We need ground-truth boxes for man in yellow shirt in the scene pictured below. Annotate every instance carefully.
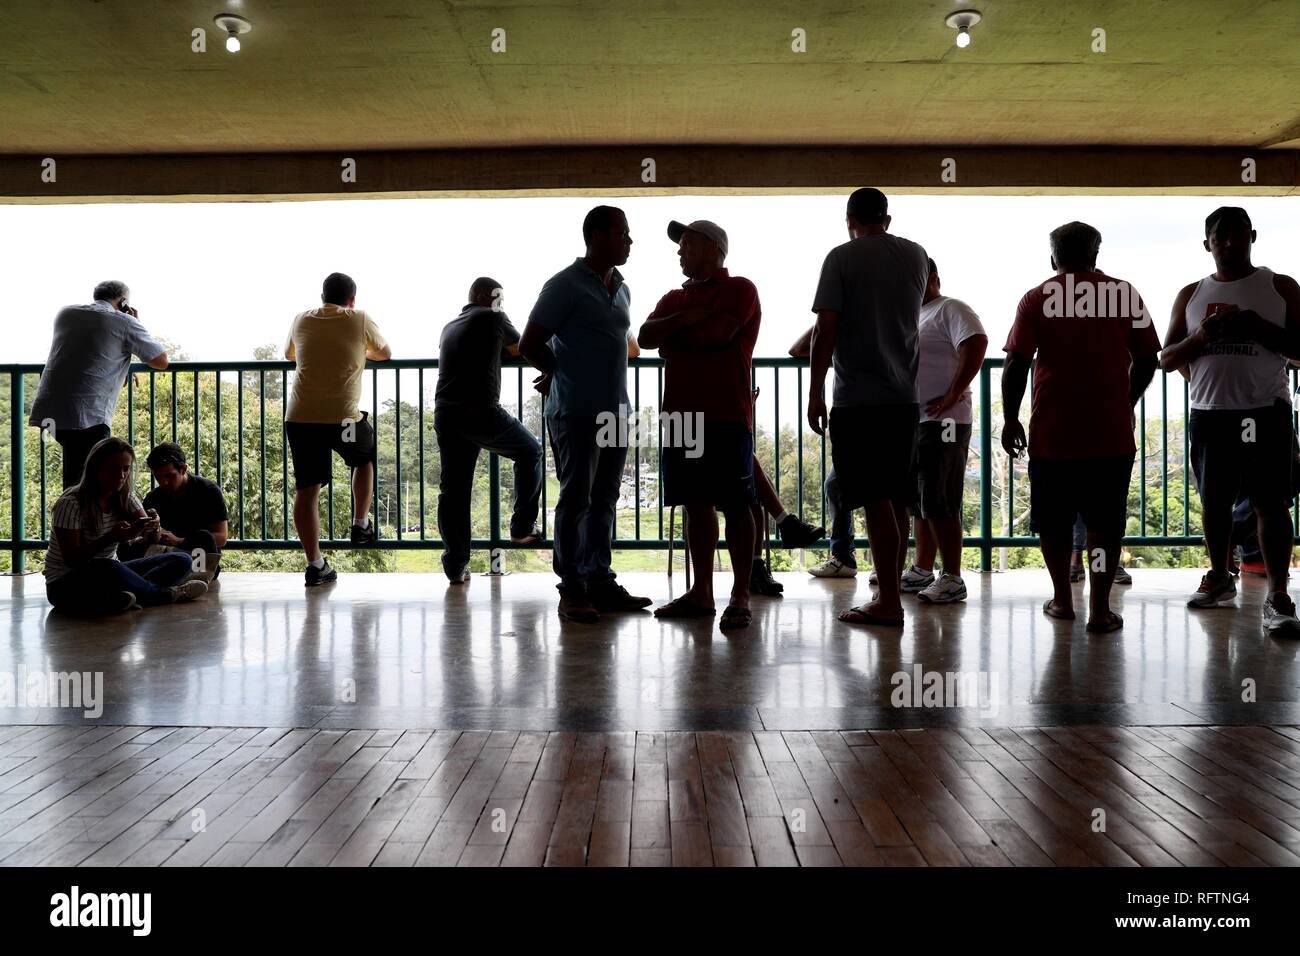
[284,272,392,585]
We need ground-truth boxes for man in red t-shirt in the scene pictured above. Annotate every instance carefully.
[1002,221,1160,633]
[638,219,761,630]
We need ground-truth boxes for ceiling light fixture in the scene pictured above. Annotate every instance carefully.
[945,8,982,49]
[214,13,252,53]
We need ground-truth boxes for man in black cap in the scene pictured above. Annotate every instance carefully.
[806,187,929,628]
[639,219,761,629]
[1161,207,1300,636]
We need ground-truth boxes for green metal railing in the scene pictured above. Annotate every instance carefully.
[3,356,1259,574]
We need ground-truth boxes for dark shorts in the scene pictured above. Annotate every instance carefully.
[662,419,757,511]
[915,420,972,520]
[1029,455,1135,540]
[285,411,375,490]
[1189,401,1294,511]
[829,403,919,510]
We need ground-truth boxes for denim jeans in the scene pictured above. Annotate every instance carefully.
[548,413,627,594]
[46,552,194,615]
[824,466,856,565]
[434,404,543,575]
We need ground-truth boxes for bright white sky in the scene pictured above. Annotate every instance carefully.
[3,193,1298,365]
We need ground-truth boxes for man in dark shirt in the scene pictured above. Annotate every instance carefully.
[121,442,229,582]
[434,277,543,584]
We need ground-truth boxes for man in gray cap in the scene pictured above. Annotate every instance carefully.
[1161,206,1300,636]
[638,219,762,629]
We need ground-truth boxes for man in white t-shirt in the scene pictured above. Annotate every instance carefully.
[905,259,987,603]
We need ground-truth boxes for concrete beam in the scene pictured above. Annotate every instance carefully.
[1,147,1296,202]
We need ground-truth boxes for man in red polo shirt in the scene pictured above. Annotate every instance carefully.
[1002,221,1160,633]
[638,219,761,630]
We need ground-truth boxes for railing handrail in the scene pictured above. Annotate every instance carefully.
[2,355,1230,575]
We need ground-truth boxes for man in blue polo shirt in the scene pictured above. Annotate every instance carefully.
[519,206,651,623]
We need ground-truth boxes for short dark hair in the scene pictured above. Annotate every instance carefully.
[469,276,502,301]
[927,257,937,276]
[322,272,357,306]
[582,205,625,243]
[1049,221,1102,269]
[146,441,187,471]
[846,187,888,225]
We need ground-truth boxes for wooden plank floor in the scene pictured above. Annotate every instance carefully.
[1,724,1298,867]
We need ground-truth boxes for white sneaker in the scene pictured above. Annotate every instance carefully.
[900,566,936,593]
[1114,565,1132,585]
[868,570,878,585]
[1262,593,1300,637]
[809,557,858,578]
[918,572,967,604]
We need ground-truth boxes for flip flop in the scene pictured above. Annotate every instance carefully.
[839,605,904,627]
[1086,612,1124,633]
[1043,599,1076,621]
[719,605,752,630]
[653,598,716,620]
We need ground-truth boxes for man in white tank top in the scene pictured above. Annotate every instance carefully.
[1160,207,1300,637]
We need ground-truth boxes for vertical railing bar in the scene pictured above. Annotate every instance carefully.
[1161,373,1168,536]
[418,367,426,541]
[237,370,244,541]
[10,372,25,573]
[170,369,178,442]
[796,364,804,522]
[1182,376,1189,537]
[149,371,157,490]
[372,367,379,536]
[635,367,641,540]
[214,370,222,489]
[395,368,402,542]
[282,370,289,541]
[979,363,992,573]
[192,371,200,475]
[657,365,663,540]
[1140,393,1147,537]
[260,369,267,541]
[772,366,780,502]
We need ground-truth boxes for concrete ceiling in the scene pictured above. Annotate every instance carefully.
[2,0,1299,155]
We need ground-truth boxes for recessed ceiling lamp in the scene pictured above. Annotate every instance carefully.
[214,13,252,53]
[945,8,982,48]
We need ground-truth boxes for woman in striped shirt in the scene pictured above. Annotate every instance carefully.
[44,436,208,615]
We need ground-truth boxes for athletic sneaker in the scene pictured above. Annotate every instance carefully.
[1239,560,1268,577]
[750,558,784,596]
[447,563,471,585]
[900,566,935,593]
[917,573,967,604]
[777,515,826,548]
[1262,593,1300,637]
[168,580,208,604]
[350,522,377,546]
[1069,563,1085,582]
[809,557,857,578]
[1187,572,1236,608]
[868,569,878,586]
[1114,565,1132,585]
[116,591,140,613]
[305,560,338,587]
